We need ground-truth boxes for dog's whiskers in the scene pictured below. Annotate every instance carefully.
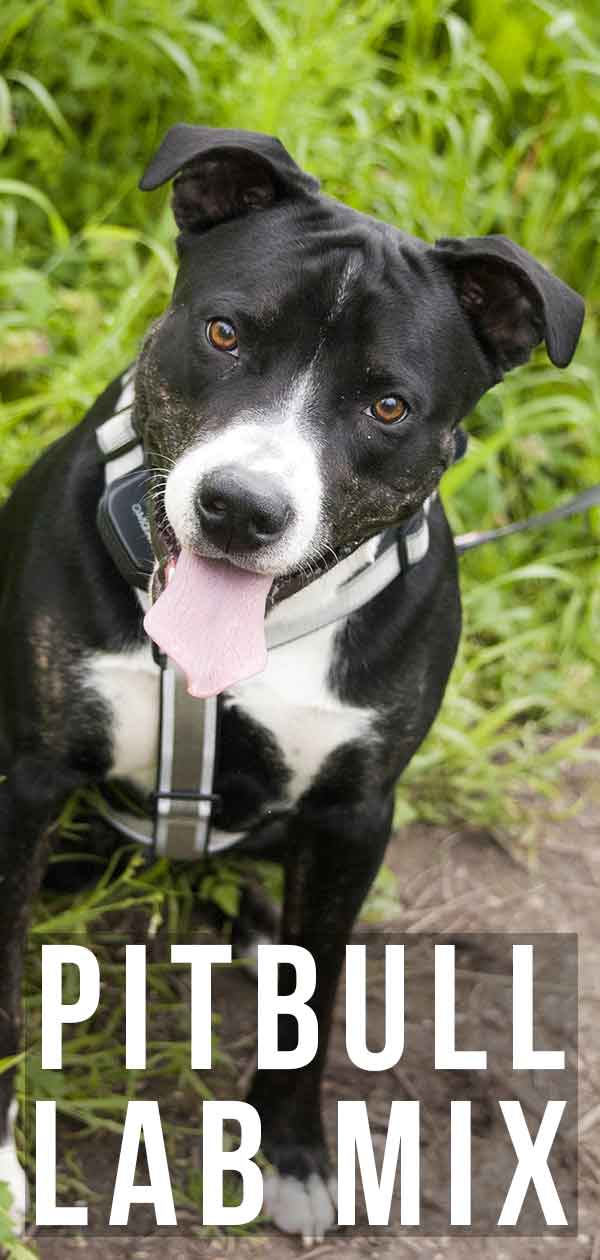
[145,448,177,470]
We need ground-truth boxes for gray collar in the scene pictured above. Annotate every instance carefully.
[265,511,430,650]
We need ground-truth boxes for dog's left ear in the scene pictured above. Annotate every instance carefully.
[139,123,319,233]
[432,234,584,371]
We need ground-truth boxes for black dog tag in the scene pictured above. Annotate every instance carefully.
[97,468,155,590]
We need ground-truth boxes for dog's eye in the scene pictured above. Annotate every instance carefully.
[206,318,238,355]
[369,396,410,425]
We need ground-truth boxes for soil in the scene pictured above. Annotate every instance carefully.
[31,758,599,1260]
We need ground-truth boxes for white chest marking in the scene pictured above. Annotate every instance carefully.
[88,634,374,810]
[86,646,159,789]
[229,620,373,801]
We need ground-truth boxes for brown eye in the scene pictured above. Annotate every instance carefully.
[206,318,238,354]
[370,395,409,425]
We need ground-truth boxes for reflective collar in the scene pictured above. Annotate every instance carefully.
[265,511,430,651]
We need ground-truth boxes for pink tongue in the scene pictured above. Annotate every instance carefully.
[144,548,272,697]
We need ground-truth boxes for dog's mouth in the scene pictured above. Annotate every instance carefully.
[151,525,339,602]
[151,503,355,603]
[145,505,359,699]
[151,519,180,598]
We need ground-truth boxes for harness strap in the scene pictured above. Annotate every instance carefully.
[97,661,220,858]
[96,367,142,485]
[264,509,430,650]
[154,664,219,857]
[96,368,219,859]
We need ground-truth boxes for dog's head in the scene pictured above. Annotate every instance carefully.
[134,121,585,685]
[136,124,583,592]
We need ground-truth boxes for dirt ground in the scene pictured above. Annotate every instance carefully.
[32,758,599,1260]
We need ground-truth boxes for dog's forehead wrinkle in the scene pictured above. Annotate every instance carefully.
[329,255,363,319]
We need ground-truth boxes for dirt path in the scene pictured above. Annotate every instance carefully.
[33,760,599,1260]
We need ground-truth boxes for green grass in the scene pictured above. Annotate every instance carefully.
[1,0,600,1244]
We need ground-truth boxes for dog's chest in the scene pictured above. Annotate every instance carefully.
[88,619,373,812]
[227,621,373,799]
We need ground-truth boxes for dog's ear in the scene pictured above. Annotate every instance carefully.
[139,123,319,233]
[432,234,584,372]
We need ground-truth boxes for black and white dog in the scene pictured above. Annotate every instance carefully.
[0,126,584,1239]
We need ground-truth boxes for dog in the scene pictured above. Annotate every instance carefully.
[0,124,584,1239]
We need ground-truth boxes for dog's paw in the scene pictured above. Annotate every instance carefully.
[263,1168,337,1242]
[0,1105,28,1235]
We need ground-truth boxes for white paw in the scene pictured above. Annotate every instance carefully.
[0,1102,28,1235]
[263,1169,337,1241]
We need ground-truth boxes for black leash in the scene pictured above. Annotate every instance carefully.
[455,483,600,554]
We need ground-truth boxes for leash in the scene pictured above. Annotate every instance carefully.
[95,365,600,863]
[455,482,600,553]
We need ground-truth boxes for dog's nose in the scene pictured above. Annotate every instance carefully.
[197,467,292,553]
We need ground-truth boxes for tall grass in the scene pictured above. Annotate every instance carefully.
[1,2,599,1240]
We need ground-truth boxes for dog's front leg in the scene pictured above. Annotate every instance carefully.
[0,755,76,1233]
[248,789,393,1240]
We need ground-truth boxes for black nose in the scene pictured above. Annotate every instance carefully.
[197,467,293,554]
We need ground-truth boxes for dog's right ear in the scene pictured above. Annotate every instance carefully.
[139,124,319,233]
